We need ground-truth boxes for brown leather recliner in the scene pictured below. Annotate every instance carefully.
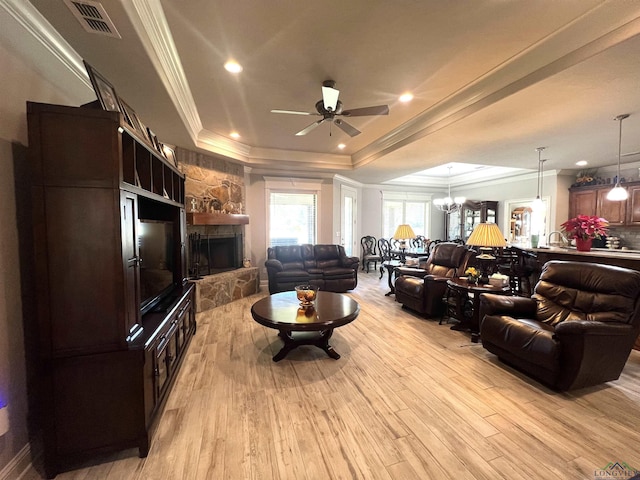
[394,242,474,317]
[479,260,640,391]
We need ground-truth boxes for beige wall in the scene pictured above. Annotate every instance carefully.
[247,174,335,282]
[0,38,88,470]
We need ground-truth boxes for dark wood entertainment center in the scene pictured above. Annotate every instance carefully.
[27,102,196,477]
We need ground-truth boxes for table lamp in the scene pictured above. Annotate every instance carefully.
[466,222,506,283]
[393,224,416,262]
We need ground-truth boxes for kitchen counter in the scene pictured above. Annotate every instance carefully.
[529,246,640,272]
[531,246,640,260]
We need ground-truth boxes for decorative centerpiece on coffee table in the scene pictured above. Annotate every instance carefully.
[465,267,480,285]
[295,284,319,307]
[560,215,609,252]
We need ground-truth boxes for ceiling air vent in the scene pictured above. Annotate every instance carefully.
[63,0,121,39]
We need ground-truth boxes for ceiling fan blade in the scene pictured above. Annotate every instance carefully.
[295,119,325,136]
[322,86,340,112]
[271,109,317,116]
[334,119,361,137]
[341,105,389,117]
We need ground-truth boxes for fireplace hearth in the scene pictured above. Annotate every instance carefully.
[189,233,243,277]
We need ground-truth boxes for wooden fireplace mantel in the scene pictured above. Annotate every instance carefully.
[187,212,249,226]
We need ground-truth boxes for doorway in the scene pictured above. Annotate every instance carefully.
[340,185,357,256]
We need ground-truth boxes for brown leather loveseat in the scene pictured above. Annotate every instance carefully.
[265,244,359,294]
[394,242,475,317]
[479,260,640,391]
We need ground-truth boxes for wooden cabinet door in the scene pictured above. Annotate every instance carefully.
[569,190,597,218]
[121,192,141,339]
[627,185,640,225]
[596,189,626,225]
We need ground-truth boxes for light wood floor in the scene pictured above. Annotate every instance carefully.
[29,271,640,479]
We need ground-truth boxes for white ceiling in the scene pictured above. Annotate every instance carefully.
[25,0,640,185]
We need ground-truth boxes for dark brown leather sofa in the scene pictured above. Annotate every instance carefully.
[394,243,475,317]
[479,260,640,391]
[265,244,359,294]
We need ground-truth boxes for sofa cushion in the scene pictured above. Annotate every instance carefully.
[274,245,303,263]
[274,270,310,281]
[430,244,466,268]
[428,264,457,278]
[282,261,305,271]
[301,244,317,268]
[315,244,340,260]
[322,267,357,279]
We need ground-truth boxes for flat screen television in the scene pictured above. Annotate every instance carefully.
[139,218,176,314]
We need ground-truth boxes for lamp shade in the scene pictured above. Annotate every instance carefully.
[393,224,416,240]
[466,223,506,248]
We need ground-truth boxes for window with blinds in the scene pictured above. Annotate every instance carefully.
[382,193,430,239]
[269,192,317,246]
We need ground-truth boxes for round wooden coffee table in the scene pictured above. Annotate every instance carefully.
[251,291,360,362]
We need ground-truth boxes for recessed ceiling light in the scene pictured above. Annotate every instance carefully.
[224,60,243,73]
[230,131,240,139]
[399,92,413,103]
[576,160,588,166]
[338,143,346,149]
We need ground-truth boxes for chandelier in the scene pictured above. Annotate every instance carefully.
[433,166,465,213]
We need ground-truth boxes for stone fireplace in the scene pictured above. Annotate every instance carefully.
[189,232,243,276]
[176,147,259,312]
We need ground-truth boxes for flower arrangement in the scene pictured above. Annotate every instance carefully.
[560,215,609,240]
[465,267,480,284]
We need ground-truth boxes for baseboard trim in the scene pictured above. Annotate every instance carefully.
[0,443,35,480]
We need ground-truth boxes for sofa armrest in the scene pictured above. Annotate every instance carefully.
[265,259,284,272]
[479,293,536,317]
[555,320,634,337]
[396,267,428,278]
[341,255,360,269]
[424,274,451,284]
[554,320,637,390]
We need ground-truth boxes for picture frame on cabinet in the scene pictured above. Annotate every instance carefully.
[163,145,178,168]
[146,127,163,155]
[119,99,142,135]
[128,109,153,149]
[136,117,149,147]
[83,61,122,113]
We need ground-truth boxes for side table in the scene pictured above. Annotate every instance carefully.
[446,278,510,342]
[380,260,403,296]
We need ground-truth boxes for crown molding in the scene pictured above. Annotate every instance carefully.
[123,0,202,143]
[195,129,252,161]
[333,174,363,188]
[351,2,640,169]
[0,0,91,89]
[249,147,350,167]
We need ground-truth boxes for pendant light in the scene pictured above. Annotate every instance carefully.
[532,146,546,211]
[606,114,630,201]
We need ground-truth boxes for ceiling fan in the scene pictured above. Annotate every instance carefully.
[271,80,389,137]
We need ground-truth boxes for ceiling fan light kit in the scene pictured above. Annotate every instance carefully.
[271,80,389,137]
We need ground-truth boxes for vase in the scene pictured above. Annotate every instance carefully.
[531,234,539,248]
[575,237,593,252]
[467,276,478,285]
